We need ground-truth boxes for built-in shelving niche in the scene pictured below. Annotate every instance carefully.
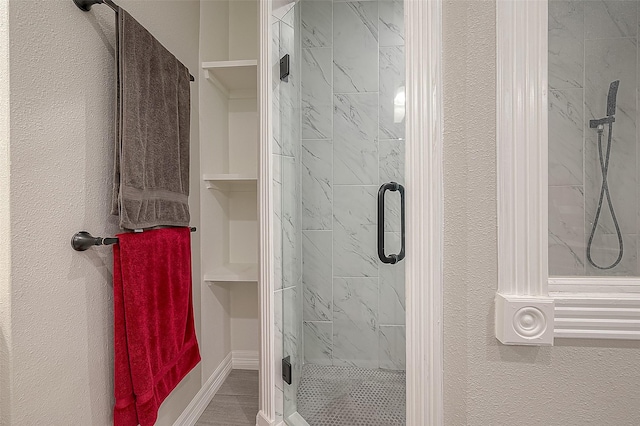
[198,0,260,380]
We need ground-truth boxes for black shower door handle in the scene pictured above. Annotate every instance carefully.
[377,182,405,264]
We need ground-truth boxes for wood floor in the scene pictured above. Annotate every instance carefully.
[196,370,259,426]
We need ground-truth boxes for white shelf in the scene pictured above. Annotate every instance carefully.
[204,263,258,283]
[202,60,258,98]
[203,173,257,191]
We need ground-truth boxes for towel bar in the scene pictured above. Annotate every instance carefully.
[73,0,196,82]
[71,227,197,251]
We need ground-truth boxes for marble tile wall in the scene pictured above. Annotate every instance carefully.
[549,0,640,276]
[300,0,406,370]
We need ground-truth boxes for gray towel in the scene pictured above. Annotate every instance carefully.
[113,8,191,230]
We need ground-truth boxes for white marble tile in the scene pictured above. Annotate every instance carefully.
[275,291,284,426]
[282,286,300,417]
[379,232,405,325]
[333,185,379,277]
[273,22,282,155]
[333,93,378,185]
[304,321,333,365]
[302,140,332,230]
[379,139,405,185]
[379,46,405,140]
[587,233,637,276]
[283,287,300,360]
[302,48,333,139]
[273,1,295,22]
[585,1,637,40]
[585,38,637,237]
[275,385,284,424]
[302,0,332,48]
[303,230,333,321]
[549,185,586,276]
[282,157,302,289]
[378,326,405,370]
[273,154,283,290]
[281,2,296,28]
[549,1,584,89]
[279,21,301,159]
[333,277,379,368]
[379,0,404,47]
[333,2,378,93]
[274,288,284,386]
[549,89,583,186]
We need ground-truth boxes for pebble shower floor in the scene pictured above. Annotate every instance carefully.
[297,364,406,425]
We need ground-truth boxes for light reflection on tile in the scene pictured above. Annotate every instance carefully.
[379,46,405,140]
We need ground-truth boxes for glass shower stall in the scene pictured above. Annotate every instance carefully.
[549,1,640,277]
[272,0,407,424]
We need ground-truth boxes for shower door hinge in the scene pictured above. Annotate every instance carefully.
[282,356,292,385]
[280,54,290,81]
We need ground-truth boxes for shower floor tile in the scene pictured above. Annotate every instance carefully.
[296,364,406,426]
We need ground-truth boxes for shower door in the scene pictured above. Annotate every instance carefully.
[272,0,407,424]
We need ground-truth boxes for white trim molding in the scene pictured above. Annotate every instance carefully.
[405,0,444,423]
[232,350,259,370]
[173,353,233,426]
[258,0,276,423]
[496,0,640,344]
[495,0,554,346]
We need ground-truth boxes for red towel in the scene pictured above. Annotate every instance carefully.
[113,227,200,426]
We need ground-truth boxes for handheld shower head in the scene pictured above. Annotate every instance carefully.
[590,80,620,128]
[607,80,619,117]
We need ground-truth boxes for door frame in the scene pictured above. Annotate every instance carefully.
[257,0,444,423]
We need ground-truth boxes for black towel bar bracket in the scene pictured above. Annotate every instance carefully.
[73,0,196,82]
[71,227,197,251]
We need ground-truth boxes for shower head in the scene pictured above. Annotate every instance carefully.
[607,80,619,117]
[590,80,620,128]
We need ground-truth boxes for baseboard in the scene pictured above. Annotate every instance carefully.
[286,412,310,426]
[256,410,280,426]
[173,352,233,426]
[232,350,259,370]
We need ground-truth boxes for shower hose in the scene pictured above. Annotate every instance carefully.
[586,122,623,270]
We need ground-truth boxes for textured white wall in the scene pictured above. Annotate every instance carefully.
[0,0,11,422]
[443,1,640,424]
[231,282,259,352]
[5,1,200,424]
